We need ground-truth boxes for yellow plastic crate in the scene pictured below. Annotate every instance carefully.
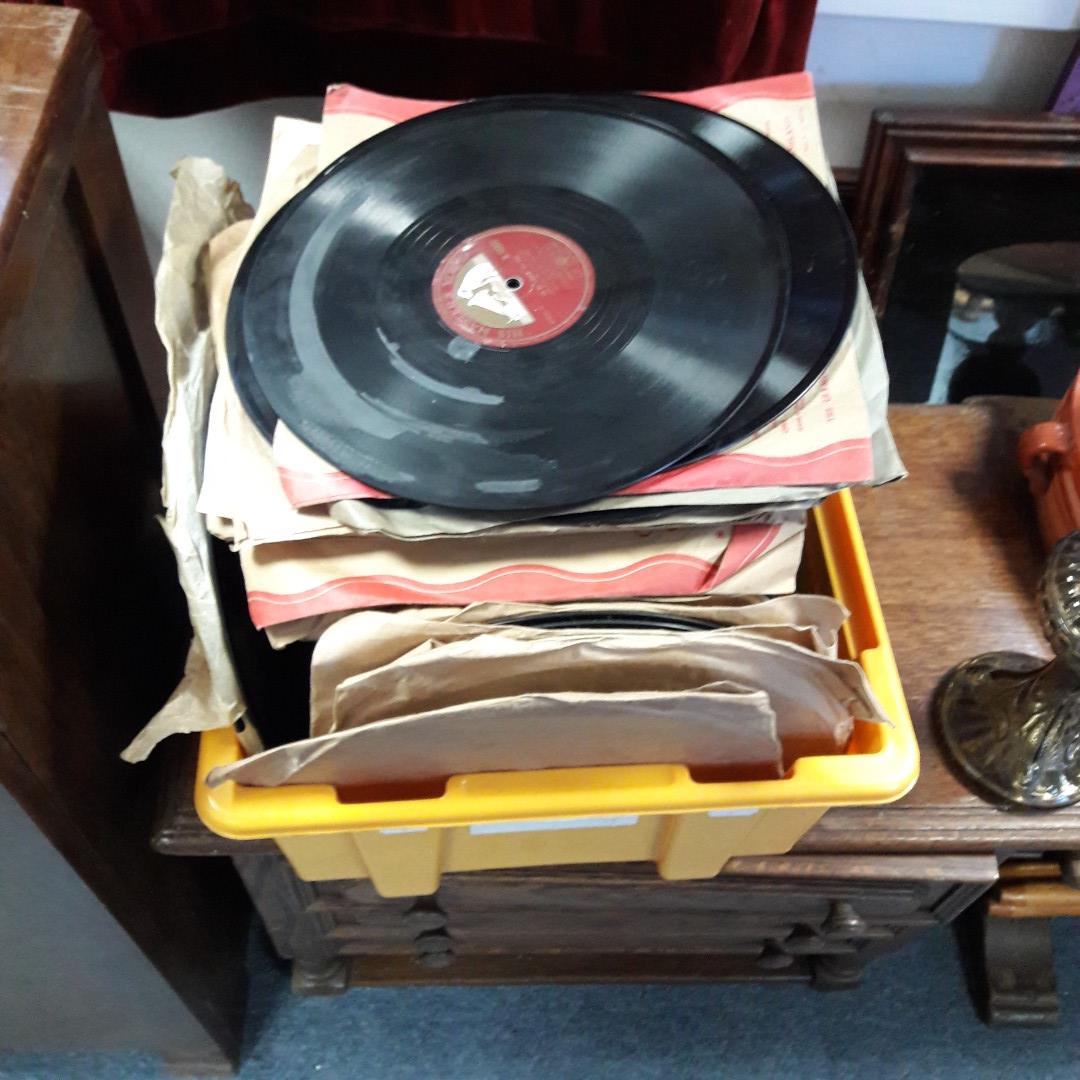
[196,489,919,897]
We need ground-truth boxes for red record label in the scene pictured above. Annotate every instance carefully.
[431,225,595,347]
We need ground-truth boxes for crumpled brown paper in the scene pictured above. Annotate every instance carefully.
[207,622,889,790]
[196,121,359,549]
[307,595,850,736]
[207,681,783,790]
[122,158,254,762]
[327,632,884,766]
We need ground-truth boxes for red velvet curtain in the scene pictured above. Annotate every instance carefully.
[26,0,817,116]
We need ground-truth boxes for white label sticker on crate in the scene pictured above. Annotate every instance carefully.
[379,827,430,835]
[707,808,760,818]
[469,815,639,836]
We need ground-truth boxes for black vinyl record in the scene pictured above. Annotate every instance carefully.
[492,610,722,632]
[609,96,857,456]
[228,94,853,509]
[228,95,787,509]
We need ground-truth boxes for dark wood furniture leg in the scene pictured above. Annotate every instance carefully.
[982,914,1060,1027]
[976,855,1080,1027]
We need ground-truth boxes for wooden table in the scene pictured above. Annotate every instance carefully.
[0,7,246,1072]
[805,399,1080,854]
[155,399,1080,1015]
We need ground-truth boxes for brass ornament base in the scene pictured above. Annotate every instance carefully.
[937,530,1080,809]
[937,651,1080,808]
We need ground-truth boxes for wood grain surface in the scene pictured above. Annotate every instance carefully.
[0,5,243,1066]
[989,882,1080,918]
[799,398,1080,852]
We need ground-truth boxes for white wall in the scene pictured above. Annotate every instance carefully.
[808,13,1078,166]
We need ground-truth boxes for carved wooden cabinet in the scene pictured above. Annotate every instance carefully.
[231,852,997,994]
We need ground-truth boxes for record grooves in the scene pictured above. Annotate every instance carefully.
[228,94,857,510]
[621,96,857,455]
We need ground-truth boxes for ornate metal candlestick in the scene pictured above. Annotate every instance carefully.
[936,531,1080,808]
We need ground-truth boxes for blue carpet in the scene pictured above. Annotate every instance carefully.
[3,920,1077,1079]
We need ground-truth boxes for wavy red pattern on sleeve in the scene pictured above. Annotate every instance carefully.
[246,523,781,627]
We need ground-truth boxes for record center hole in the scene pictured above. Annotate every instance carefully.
[504,277,522,291]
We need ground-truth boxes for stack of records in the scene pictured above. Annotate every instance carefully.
[197,77,900,644]
[125,73,903,765]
